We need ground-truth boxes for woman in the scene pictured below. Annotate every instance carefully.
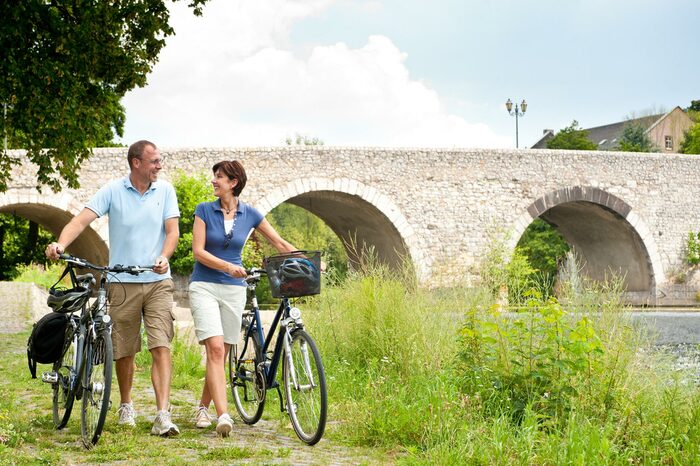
[189,160,296,437]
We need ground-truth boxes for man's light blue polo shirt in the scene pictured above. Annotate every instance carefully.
[86,176,180,283]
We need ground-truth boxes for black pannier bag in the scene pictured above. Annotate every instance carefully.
[27,312,70,379]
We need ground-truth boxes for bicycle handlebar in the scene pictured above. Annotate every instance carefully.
[244,267,266,284]
[59,253,155,276]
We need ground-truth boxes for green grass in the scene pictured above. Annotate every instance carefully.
[5,258,700,465]
[301,264,700,465]
[0,329,392,465]
[12,262,67,289]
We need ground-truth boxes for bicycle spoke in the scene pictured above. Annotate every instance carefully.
[230,332,266,424]
[283,329,327,445]
[81,330,112,447]
[52,325,77,429]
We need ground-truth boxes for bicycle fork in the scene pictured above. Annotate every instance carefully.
[283,330,317,392]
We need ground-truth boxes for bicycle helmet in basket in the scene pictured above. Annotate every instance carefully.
[280,258,318,281]
[47,286,91,314]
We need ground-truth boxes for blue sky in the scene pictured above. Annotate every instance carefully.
[119,0,699,149]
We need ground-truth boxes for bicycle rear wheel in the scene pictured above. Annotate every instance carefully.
[230,329,265,424]
[81,329,113,447]
[52,323,77,429]
[283,329,327,445]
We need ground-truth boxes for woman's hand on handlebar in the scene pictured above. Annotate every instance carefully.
[227,263,247,279]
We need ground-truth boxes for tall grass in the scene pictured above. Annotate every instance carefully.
[305,254,700,464]
[12,262,66,289]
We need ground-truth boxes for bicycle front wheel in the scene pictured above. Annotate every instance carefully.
[52,324,77,429]
[81,329,113,447]
[230,330,265,424]
[283,329,327,445]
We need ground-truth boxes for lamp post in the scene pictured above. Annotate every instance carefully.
[505,98,527,148]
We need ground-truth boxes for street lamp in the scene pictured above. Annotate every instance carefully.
[505,98,527,148]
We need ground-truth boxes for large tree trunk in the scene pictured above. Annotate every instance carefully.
[23,220,39,264]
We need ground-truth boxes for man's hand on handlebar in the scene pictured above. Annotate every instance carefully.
[153,255,170,275]
[45,242,65,260]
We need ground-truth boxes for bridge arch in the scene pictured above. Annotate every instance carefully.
[509,186,664,302]
[254,177,425,279]
[0,189,109,266]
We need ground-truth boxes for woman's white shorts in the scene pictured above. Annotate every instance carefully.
[188,281,247,344]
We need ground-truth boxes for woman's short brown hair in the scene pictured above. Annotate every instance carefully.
[212,160,247,196]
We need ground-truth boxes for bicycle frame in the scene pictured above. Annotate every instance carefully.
[232,265,327,445]
[243,280,296,395]
[47,254,151,447]
[57,273,111,401]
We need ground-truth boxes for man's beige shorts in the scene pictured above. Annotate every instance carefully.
[108,279,175,360]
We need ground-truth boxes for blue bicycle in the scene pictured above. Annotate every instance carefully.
[229,252,327,445]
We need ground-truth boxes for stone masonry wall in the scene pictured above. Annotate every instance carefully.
[6,147,700,297]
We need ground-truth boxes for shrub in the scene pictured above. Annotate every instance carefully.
[686,231,700,266]
[12,262,67,289]
[170,170,212,275]
[478,232,541,306]
[458,290,606,424]
[304,259,465,447]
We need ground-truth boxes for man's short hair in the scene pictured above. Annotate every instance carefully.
[127,140,156,168]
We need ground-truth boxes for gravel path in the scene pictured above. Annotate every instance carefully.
[3,282,390,465]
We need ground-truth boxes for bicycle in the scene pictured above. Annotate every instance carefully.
[229,251,327,445]
[42,253,153,448]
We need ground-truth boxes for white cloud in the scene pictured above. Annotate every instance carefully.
[120,0,509,149]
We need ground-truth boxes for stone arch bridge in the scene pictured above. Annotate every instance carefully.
[5,147,700,306]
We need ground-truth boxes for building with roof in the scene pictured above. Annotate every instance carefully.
[531,106,694,152]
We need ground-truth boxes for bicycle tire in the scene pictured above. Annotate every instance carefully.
[283,329,327,445]
[52,323,77,429]
[81,328,113,447]
[230,330,265,424]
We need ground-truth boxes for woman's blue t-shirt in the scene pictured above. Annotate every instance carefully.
[190,199,264,286]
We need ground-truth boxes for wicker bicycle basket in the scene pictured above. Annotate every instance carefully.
[263,250,321,298]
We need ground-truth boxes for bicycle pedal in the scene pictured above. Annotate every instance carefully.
[41,371,58,384]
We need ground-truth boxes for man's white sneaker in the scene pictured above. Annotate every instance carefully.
[193,405,212,428]
[117,403,136,426]
[151,410,180,437]
[216,413,233,437]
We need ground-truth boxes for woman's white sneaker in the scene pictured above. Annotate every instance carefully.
[215,413,233,437]
[193,405,212,428]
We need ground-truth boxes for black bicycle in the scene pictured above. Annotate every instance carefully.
[43,254,153,448]
[229,251,327,445]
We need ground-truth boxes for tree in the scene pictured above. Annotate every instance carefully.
[0,0,208,193]
[169,170,213,276]
[687,100,700,121]
[0,214,53,280]
[284,133,325,146]
[546,120,597,150]
[516,218,570,286]
[616,123,657,152]
[680,123,700,154]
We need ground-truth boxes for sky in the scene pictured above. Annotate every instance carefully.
[118,0,699,150]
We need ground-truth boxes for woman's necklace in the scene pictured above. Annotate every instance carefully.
[223,200,237,215]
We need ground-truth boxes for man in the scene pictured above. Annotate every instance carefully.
[45,140,181,436]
